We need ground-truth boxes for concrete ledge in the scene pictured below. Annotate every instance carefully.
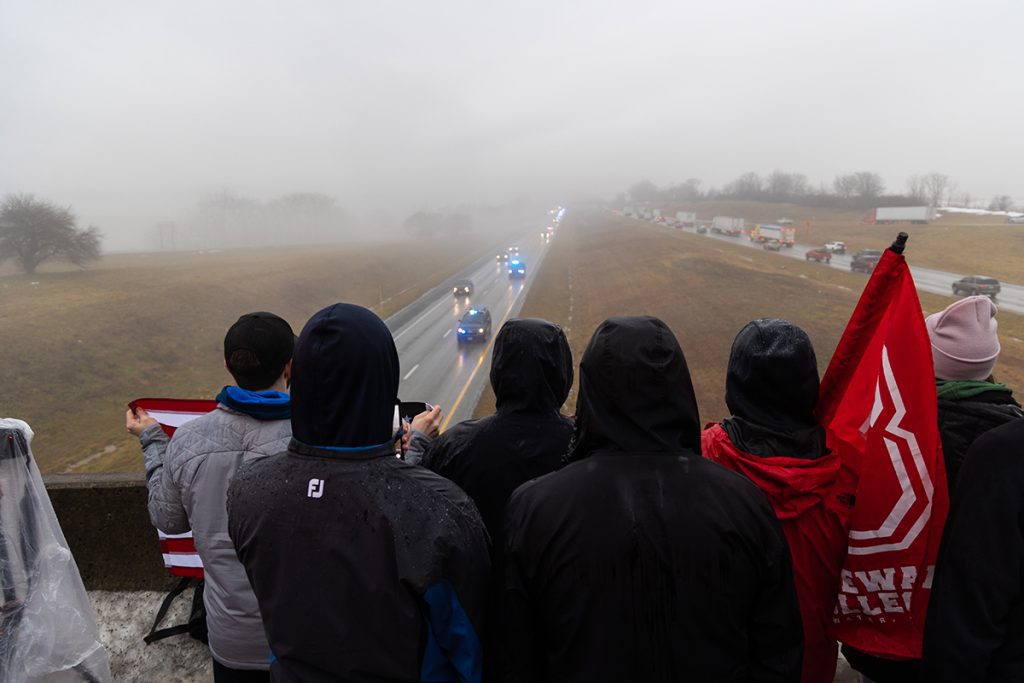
[45,473,171,591]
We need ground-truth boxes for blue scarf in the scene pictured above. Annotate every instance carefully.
[216,386,291,420]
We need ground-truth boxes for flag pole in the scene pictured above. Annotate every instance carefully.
[889,231,909,255]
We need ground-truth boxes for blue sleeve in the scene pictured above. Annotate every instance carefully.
[420,579,483,683]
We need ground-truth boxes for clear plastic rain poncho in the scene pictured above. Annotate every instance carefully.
[0,419,111,682]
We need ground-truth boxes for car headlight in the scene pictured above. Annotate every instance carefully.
[458,327,466,334]
[478,328,484,333]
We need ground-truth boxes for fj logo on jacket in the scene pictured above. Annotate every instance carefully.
[307,478,325,499]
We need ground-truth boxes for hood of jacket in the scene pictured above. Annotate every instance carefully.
[726,318,821,436]
[290,303,399,449]
[702,423,839,519]
[490,318,573,414]
[567,316,700,461]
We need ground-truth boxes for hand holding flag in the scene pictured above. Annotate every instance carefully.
[128,397,219,579]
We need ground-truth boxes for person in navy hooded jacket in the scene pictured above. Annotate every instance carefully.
[227,303,490,683]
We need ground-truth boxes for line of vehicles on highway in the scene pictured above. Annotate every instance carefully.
[625,207,1004,302]
[453,244,527,345]
[451,205,565,346]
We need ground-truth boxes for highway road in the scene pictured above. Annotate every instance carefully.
[384,224,555,432]
[666,222,1024,316]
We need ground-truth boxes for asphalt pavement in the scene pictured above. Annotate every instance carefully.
[385,226,554,431]
[667,222,1024,315]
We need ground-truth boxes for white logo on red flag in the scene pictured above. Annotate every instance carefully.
[847,346,936,556]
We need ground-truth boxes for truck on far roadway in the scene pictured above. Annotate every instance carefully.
[675,211,697,227]
[870,206,935,224]
[711,216,745,236]
[749,224,795,247]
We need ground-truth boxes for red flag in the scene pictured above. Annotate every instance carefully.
[130,397,218,578]
[817,236,948,659]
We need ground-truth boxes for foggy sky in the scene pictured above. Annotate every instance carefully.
[2,0,1022,250]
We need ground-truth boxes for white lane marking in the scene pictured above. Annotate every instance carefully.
[403,364,420,380]
[393,296,450,341]
[443,328,452,339]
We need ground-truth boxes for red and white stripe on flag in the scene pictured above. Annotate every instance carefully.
[132,397,218,580]
[158,530,204,579]
[130,398,218,437]
[817,241,949,659]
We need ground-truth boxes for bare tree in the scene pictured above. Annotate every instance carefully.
[0,194,102,274]
[834,174,856,199]
[923,173,951,207]
[906,175,926,203]
[945,180,960,207]
[628,180,659,203]
[724,172,763,199]
[852,172,885,199]
[666,178,702,202]
[989,195,1014,212]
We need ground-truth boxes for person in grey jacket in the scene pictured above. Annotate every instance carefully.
[125,312,295,683]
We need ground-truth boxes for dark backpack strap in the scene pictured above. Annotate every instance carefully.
[144,576,194,644]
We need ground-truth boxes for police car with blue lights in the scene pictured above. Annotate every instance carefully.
[508,258,526,279]
[456,308,492,344]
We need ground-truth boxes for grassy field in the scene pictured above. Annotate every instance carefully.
[658,200,1024,284]
[2,237,495,473]
[472,209,1024,424]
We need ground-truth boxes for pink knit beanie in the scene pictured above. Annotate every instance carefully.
[925,296,1001,381]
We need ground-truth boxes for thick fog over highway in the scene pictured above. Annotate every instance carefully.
[2,1,1022,250]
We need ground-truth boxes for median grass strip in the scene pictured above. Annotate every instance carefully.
[2,236,493,473]
[473,210,1024,424]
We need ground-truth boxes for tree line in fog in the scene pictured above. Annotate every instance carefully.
[621,171,1017,212]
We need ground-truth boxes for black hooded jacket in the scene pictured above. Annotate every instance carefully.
[722,318,827,459]
[227,304,490,683]
[499,316,804,683]
[420,318,574,551]
[937,386,1022,489]
[923,418,1024,683]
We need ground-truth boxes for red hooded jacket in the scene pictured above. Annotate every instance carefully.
[703,423,847,683]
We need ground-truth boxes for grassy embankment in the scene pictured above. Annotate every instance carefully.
[472,209,1024,423]
[659,200,1024,284]
[2,236,495,474]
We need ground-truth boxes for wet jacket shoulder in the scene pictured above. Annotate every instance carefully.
[420,318,574,547]
[937,387,1023,488]
[228,442,490,683]
[420,412,573,543]
[502,452,803,683]
[922,418,1024,683]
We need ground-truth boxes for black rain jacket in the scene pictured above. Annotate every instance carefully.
[923,417,1024,682]
[227,303,490,683]
[420,317,574,553]
[499,316,804,683]
[937,386,1023,489]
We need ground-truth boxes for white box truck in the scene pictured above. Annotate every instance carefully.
[711,216,745,236]
[675,211,697,227]
[872,206,935,224]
